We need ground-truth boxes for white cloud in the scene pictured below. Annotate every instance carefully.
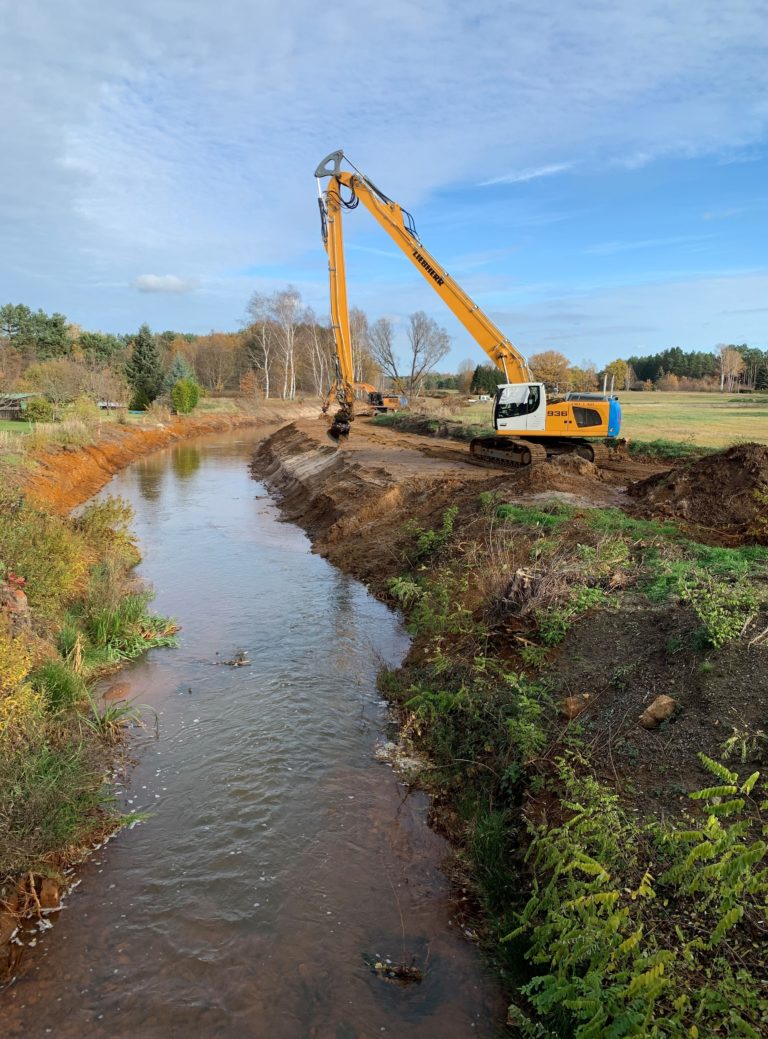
[480,163,575,186]
[133,274,200,293]
[0,1,767,329]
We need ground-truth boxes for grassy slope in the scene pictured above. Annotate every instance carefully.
[382,494,768,1038]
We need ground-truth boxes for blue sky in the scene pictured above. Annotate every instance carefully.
[1,1,767,369]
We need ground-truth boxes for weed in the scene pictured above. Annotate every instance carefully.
[520,645,550,670]
[30,660,88,712]
[496,502,574,530]
[508,754,768,1037]
[408,505,459,562]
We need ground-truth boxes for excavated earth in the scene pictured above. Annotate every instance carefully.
[629,442,768,542]
[252,417,664,588]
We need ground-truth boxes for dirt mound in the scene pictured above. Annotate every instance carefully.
[629,442,768,540]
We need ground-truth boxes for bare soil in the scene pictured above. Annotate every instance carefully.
[252,417,664,589]
[629,442,768,542]
[255,416,768,817]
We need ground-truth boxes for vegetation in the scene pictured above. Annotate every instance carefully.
[379,492,768,1036]
[0,492,176,893]
[170,377,200,414]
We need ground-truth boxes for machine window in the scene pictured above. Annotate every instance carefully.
[572,406,602,428]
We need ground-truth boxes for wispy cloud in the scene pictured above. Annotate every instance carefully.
[133,274,200,294]
[583,234,716,256]
[480,163,575,187]
[702,207,745,220]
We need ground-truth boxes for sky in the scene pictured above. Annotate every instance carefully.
[1,0,767,369]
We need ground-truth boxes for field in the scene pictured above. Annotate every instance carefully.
[0,420,32,433]
[455,391,768,448]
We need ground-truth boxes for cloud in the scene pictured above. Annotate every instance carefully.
[133,274,200,293]
[480,163,575,187]
[1,1,767,332]
[583,235,716,256]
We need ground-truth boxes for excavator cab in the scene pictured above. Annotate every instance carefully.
[493,383,546,432]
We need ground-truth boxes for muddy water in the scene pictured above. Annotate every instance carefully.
[3,431,505,1038]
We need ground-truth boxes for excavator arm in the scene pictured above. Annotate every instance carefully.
[316,150,531,390]
[315,150,621,460]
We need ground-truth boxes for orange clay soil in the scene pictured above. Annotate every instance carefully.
[19,406,315,514]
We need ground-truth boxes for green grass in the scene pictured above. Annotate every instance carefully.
[447,391,768,450]
[0,419,32,433]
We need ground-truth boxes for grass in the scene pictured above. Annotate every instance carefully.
[0,420,32,433]
[448,391,768,450]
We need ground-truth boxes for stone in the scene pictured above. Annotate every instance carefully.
[639,694,677,729]
[0,576,32,635]
[103,681,131,701]
[561,694,590,719]
[38,878,61,910]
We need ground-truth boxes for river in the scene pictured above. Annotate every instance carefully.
[3,430,504,1038]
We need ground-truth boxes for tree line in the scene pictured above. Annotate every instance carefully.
[0,293,457,412]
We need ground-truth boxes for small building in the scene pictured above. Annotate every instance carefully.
[0,392,43,421]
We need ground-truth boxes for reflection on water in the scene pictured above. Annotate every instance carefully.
[2,431,505,1038]
[171,444,201,481]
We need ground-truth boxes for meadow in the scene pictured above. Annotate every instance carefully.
[457,391,768,449]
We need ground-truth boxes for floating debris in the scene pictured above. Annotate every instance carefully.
[362,953,423,986]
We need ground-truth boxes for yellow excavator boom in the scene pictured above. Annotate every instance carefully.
[315,150,621,462]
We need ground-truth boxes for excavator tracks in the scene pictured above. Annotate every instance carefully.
[469,436,548,469]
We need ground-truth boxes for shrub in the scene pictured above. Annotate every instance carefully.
[170,378,200,415]
[24,397,54,422]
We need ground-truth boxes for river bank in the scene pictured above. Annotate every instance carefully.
[0,404,312,980]
[2,428,505,1038]
[254,418,768,1037]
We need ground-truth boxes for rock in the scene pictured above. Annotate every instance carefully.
[639,694,677,729]
[561,694,590,719]
[0,576,32,634]
[103,681,131,701]
[39,878,61,910]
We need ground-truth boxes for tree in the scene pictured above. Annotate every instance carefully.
[125,324,164,409]
[79,330,125,364]
[164,352,196,393]
[529,350,570,390]
[369,312,450,396]
[471,364,499,395]
[0,303,71,359]
[457,359,475,394]
[245,288,305,399]
[194,333,242,392]
[718,344,745,392]
[24,358,89,409]
[602,359,630,392]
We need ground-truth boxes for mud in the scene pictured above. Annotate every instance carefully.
[629,442,768,541]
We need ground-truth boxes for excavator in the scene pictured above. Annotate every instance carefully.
[321,380,404,417]
[315,150,621,465]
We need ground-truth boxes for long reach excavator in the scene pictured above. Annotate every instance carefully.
[315,150,621,466]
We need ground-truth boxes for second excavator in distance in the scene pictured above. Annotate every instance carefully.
[315,150,621,466]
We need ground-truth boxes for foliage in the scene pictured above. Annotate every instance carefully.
[0,490,93,615]
[163,352,196,392]
[627,438,714,461]
[170,376,200,414]
[406,505,459,562]
[508,755,768,1038]
[125,323,164,409]
[496,502,575,530]
[24,396,54,422]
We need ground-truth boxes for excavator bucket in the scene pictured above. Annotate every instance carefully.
[327,408,352,442]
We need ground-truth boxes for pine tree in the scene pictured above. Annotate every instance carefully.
[125,324,163,409]
[164,352,195,392]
